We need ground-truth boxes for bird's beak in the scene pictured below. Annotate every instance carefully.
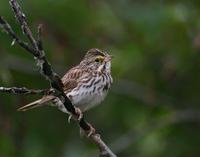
[104,55,113,62]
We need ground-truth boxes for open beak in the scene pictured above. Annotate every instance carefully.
[104,55,113,62]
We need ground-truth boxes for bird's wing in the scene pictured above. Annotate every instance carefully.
[61,67,89,92]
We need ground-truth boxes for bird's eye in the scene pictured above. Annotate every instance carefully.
[95,56,104,62]
[95,58,100,62]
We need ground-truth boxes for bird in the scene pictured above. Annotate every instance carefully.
[17,48,113,115]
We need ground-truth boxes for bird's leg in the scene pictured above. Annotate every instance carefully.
[75,107,83,121]
[68,107,83,123]
[53,98,82,123]
[79,122,96,137]
[86,123,96,137]
[68,114,72,123]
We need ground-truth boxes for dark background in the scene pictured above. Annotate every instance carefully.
[0,0,200,157]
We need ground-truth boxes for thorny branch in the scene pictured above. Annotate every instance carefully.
[0,0,117,157]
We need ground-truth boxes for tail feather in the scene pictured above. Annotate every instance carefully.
[17,99,43,111]
[17,96,55,111]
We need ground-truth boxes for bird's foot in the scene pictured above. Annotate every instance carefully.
[75,107,83,121]
[79,123,96,137]
[68,114,72,123]
[86,123,96,137]
[68,107,83,123]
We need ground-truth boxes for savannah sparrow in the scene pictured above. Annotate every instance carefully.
[18,48,113,113]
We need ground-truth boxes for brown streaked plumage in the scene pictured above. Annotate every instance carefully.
[18,48,113,113]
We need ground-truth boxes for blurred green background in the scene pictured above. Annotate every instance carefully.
[0,0,200,157]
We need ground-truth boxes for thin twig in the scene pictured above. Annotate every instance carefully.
[9,0,40,56]
[37,24,43,51]
[0,16,35,54]
[0,0,117,156]
[0,87,50,95]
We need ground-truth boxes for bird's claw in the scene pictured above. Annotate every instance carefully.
[68,107,82,123]
[75,107,83,121]
[86,123,96,137]
[68,114,72,123]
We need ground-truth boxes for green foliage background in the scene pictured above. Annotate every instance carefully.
[0,0,200,157]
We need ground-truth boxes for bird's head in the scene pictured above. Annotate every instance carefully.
[81,48,113,73]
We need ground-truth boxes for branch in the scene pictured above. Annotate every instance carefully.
[0,87,50,95]
[0,16,35,54]
[0,0,117,156]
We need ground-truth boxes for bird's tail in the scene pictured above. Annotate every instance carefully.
[17,95,55,111]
